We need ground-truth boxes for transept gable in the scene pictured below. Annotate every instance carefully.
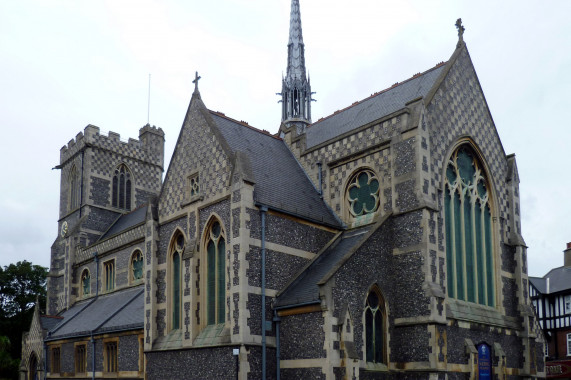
[425,41,510,219]
[158,91,234,220]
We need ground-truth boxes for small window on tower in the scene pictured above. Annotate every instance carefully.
[112,164,132,211]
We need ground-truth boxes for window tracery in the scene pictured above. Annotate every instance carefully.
[364,287,386,365]
[112,164,132,211]
[347,169,380,218]
[445,144,495,306]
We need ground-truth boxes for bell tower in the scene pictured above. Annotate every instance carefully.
[279,0,313,134]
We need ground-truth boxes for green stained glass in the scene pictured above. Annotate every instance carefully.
[476,202,485,304]
[457,149,475,184]
[173,252,180,329]
[217,238,226,323]
[454,190,464,300]
[477,179,487,199]
[82,272,90,296]
[347,170,380,217]
[445,145,494,307]
[464,198,475,303]
[485,205,494,306]
[446,163,457,185]
[133,253,143,280]
[207,240,216,325]
[445,188,454,298]
[206,221,226,325]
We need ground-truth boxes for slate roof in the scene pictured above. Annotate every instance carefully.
[46,286,144,340]
[40,315,63,332]
[305,64,446,148]
[99,205,147,240]
[529,266,571,295]
[274,225,372,308]
[209,112,341,228]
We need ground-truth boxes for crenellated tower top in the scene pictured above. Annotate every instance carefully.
[279,0,313,134]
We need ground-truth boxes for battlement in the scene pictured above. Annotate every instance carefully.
[59,124,165,168]
[139,123,165,138]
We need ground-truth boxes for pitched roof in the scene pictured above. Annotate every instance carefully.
[274,225,373,308]
[305,63,446,148]
[209,112,342,228]
[40,315,63,331]
[99,205,147,240]
[529,266,571,295]
[46,286,144,340]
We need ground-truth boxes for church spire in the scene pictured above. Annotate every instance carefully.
[280,0,313,133]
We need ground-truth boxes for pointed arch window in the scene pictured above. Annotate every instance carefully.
[170,233,184,330]
[346,169,380,218]
[112,164,132,211]
[445,145,495,306]
[205,220,226,325]
[131,250,144,283]
[364,287,386,365]
[80,269,90,297]
[69,165,80,211]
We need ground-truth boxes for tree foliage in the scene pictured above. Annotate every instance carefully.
[0,261,48,379]
[0,261,48,318]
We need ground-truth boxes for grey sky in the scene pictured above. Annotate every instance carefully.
[0,0,569,277]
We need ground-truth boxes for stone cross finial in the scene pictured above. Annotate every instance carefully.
[193,71,201,92]
[455,18,465,41]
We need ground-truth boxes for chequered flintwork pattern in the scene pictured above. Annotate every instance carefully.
[297,116,401,194]
[427,48,509,232]
[328,148,391,213]
[89,148,162,194]
[159,114,232,219]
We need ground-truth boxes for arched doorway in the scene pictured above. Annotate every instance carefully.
[28,352,38,380]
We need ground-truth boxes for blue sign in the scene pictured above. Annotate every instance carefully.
[478,343,492,380]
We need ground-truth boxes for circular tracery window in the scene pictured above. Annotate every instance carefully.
[347,169,380,217]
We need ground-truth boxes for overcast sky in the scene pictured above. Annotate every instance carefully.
[0,0,569,277]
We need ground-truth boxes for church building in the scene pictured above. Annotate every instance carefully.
[21,1,545,379]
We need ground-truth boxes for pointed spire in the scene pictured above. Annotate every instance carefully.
[286,0,306,82]
[280,0,313,133]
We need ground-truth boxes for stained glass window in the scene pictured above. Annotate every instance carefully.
[104,260,115,292]
[170,234,184,330]
[347,170,380,217]
[206,220,226,325]
[365,287,386,364]
[81,269,90,297]
[112,164,132,211]
[132,251,144,281]
[445,145,494,306]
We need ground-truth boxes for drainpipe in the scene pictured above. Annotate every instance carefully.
[260,206,268,380]
[43,342,47,380]
[92,252,99,380]
[317,162,323,198]
[273,310,281,380]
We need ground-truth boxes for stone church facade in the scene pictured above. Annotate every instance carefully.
[21,1,545,379]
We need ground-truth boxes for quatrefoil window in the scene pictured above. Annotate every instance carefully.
[347,170,380,217]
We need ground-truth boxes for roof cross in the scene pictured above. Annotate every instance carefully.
[455,18,465,41]
[193,71,201,92]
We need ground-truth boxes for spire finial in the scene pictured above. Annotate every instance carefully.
[193,71,201,93]
[455,18,465,42]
